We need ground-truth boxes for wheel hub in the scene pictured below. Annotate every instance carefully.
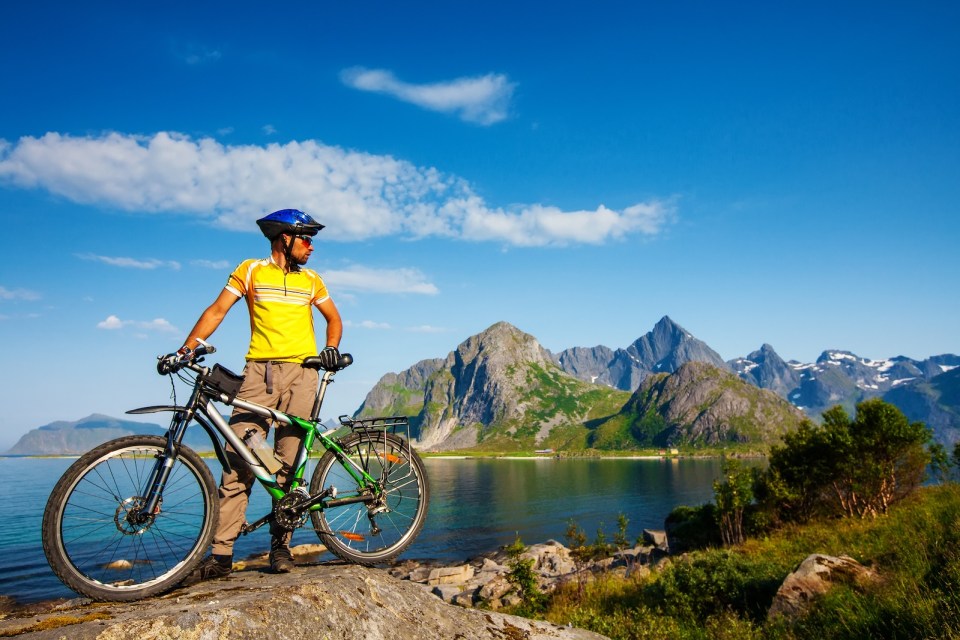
[114,496,155,534]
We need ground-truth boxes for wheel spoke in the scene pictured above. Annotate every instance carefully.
[309,432,428,564]
[43,436,218,600]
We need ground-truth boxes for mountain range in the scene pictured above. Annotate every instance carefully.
[5,413,215,456]
[358,316,959,451]
[8,316,959,454]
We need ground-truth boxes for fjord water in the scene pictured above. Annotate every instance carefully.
[0,455,724,604]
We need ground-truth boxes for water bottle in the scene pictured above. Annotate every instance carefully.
[244,429,283,474]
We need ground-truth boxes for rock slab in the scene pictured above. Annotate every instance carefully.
[0,564,607,640]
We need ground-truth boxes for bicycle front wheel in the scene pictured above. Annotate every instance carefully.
[309,432,429,565]
[41,435,219,601]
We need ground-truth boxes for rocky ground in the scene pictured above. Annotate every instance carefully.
[388,530,671,610]
[0,530,875,638]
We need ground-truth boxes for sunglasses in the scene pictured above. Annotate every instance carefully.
[295,235,314,246]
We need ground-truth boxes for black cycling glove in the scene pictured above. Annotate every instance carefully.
[317,346,341,369]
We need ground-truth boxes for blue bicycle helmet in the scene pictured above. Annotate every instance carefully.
[256,209,325,239]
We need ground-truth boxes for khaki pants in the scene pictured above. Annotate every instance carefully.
[211,360,319,556]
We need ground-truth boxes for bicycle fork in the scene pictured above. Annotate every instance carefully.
[135,406,199,526]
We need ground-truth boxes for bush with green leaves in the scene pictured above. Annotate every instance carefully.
[665,503,722,552]
[643,549,787,625]
[757,399,934,523]
[714,458,756,546]
[503,535,547,616]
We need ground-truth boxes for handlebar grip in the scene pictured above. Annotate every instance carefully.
[156,342,217,375]
[157,355,179,376]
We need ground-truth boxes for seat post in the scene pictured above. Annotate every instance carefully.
[310,370,335,421]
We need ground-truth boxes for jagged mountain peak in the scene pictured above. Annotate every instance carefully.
[553,316,727,392]
[453,322,552,367]
[358,321,628,451]
[589,361,806,448]
[757,343,779,356]
[728,344,799,398]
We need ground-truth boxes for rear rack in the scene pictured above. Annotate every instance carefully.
[337,415,417,484]
[338,415,411,442]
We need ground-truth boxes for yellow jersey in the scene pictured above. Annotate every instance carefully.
[225,258,330,363]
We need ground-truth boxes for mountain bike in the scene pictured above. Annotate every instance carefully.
[41,343,429,602]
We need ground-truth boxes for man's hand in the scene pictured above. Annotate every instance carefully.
[157,346,192,375]
[317,346,341,369]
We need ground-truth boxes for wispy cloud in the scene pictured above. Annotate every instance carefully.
[406,325,450,333]
[345,319,393,330]
[0,131,676,247]
[341,67,515,126]
[0,285,41,301]
[97,315,179,333]
[191,259,232,270]
[324,266,438,295]
[76,253,181,270]
[174,42,222,66]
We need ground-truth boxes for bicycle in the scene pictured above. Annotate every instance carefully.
[41,343,430,602]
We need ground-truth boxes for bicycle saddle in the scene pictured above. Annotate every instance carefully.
[302,352,354,372]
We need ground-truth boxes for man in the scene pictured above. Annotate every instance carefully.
[168,208,343,583]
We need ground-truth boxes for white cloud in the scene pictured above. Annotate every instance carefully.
[76,253,181,270]
[174,42,222,66]
[0,286,41,301]
[341,67,515,125]
[263,124,277,136]
[324,265,439,295]
[406,324,450,333]
[97,315,179,333]
[191,259,233,270]
[345,319,393,330]
[0,131,676,247]
[97,315,125,330]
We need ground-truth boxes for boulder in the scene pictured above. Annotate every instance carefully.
[427,564,475,586]
[768,554,879,620]
[642,529,668,550]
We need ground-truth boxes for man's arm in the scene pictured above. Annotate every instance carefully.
[316,297,343,349]
[181,289,241,351]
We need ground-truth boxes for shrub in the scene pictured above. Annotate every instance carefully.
[643,550,786,624]
[503,535,547,616]
[665,503,722,553]
[759,399,933,523]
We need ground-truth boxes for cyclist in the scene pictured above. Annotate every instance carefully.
[165,208,343,583]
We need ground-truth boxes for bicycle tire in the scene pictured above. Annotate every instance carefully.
[41,435,219,601]
[309,431,429,565]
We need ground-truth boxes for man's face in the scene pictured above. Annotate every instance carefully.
[289,234,314,265]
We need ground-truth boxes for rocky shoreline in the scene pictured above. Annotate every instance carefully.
[0,529,876,637]
[0,541,619,640]
[387,529,671,610]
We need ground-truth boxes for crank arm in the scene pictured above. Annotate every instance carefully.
[240,514,272,536]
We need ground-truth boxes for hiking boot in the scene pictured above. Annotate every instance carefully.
[182,554,232,586]
[269,546,294,573]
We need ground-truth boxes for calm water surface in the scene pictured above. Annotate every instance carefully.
[0,455,725,604]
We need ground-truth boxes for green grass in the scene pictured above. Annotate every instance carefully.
[499,483,960,640]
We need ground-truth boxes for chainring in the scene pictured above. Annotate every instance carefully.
[273,488,312,531]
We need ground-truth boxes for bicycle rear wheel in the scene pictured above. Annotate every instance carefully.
[309,432,429,565]
[41,435,218,601]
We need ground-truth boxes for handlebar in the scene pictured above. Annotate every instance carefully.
[157,343,354,376]
[157,344,217,375]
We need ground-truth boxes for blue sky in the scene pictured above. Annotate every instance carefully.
[1,1,958,450]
